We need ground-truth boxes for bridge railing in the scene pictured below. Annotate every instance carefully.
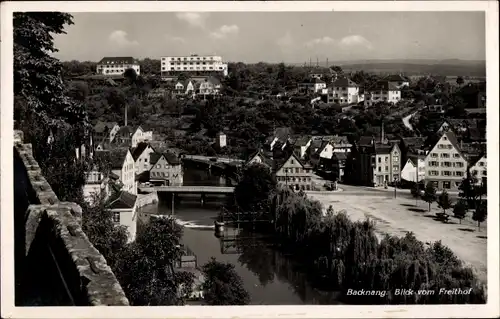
[14,131,129,306]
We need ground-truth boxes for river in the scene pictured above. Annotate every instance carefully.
[141,167,341,305]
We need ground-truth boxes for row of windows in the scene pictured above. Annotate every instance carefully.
[378,166,399,172]
[164,66,224,71]
[151,171,169,177]
[155,164,171,169]
[282,167,311,174]
[428,161,465,168]
[428,170,464,177]
[281,184,312,191]
[430,153,461,159]
[437,144,453,149]
[163,56,220,61]
[472,169,487,176]
[374,156,399,163]
[163,61,223,66]
[431,181,461,189]
[277,176,312,182]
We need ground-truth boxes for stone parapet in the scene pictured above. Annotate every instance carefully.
[14,130,129,306]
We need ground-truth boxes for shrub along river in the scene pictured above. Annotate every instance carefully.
[140,167,342,305]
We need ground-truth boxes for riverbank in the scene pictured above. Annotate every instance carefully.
[307,192,487,283]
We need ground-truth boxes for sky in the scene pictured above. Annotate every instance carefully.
[52,11,486,63]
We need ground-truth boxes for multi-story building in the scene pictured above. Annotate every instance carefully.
[96,57,140,76]
[246,150,274,170]
[275,153,314,191]
[82,169,109,204]
[364,81,401,107]
[298,78,327,94]
[161,54,228,77]
[469,154,487,187]
[331,152,348,182]
[108,191,138,243]
[327,78,362,105]
[149,152,183,186]
[131,142,156,175]
[115,125,153,148]
[95,148,137,195]
[424,131,468,190]
[355,130,402,187]
[93,121,120,144]
[385,74,410,89]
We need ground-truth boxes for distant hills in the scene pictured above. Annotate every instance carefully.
[291,59,486,77]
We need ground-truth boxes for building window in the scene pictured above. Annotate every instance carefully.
[431,153,438,158]
[385,166,389,171]
[378,157,381,163]
[455,171,463,177]
[453,153,460,158]
[295,168,300,173]
[378,167,381,172]
[113,212,120,223]
[442,171,451,176]
[443,181,451,189]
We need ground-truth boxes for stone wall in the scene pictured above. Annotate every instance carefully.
[14,130,130,306]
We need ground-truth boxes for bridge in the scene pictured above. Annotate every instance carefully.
[182,155,245,165]
[139,185,235,194]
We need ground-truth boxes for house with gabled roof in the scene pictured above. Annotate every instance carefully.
[149,152,183,186]
[290,136,312,159]
[401,154,426,183]
[424,130,468,190]
[275,152,315,191]
[108,191,138,243]
[131,142,156,174]
[385,74,410,89]
[246,149,274,170]
[114,125,153,148]
[468,154,487,187]
[93,121,120,144]
[298,78,326,93]
[265,127,293,151]
[328,78,362,105]
[364,80,401,107]
[95,148,137,195]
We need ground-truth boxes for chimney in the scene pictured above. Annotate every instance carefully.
[381,122,385,143]
[125,104,128,127]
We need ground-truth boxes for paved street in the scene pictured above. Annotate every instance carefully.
[307,185,487,283]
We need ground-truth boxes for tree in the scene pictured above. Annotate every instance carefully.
[14,12,86,126]
[202,258,250,305]
[456,76,465,86]
[422,182,437,212]
[411,183,420,205]
[458,172,481,209]
[453,201,467,224]
[437,190,452,215]
[81,191,129,270]
[115,216,196,305]
[234,163,277,214]
[472,201,487,230]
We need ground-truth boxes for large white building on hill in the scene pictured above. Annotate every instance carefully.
[161,54,228,77]
[96,57,141,76]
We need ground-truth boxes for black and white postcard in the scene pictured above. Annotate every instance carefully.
[1,1,499,318]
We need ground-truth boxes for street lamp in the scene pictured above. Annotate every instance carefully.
[394,177,398,198]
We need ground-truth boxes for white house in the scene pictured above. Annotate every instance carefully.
[401,155,426,183]
[108,191,138,243]
[93,121,120,144]
[364,81,401,107]
[96,57,140,76]
[469,154,487,186]
[327,78,362,105]
[275,153,315,191]
[131,142,156,174]
[298,78,327,93]
[216,132,227,148]
[96,148,137,195]
[385,74,410,89]
[424,131,468,190]
[161,54,228,77]
[115,126,153,148]
[82,169,109,204]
